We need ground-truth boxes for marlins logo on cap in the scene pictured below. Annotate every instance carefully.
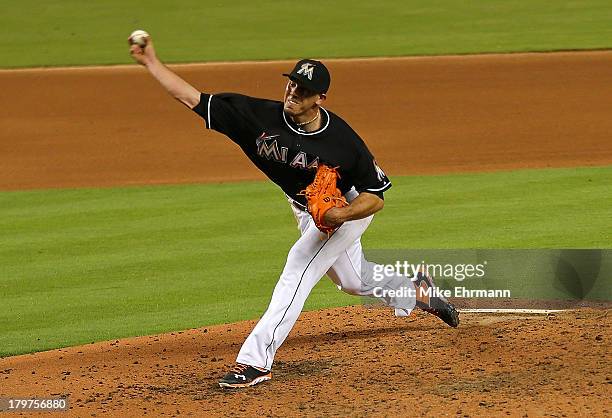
[283,59,331,94]
[297,63,315,80]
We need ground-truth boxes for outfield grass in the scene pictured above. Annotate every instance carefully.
[1,166,610,356]
[1,0,611,68]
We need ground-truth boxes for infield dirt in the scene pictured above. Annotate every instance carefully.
[1,52,611,417]
[1,51,612,190]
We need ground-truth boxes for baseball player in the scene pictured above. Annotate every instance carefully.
[129,34,459,389]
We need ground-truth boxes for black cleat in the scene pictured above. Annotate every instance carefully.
[218,363,272,389]
[413,272,460,328]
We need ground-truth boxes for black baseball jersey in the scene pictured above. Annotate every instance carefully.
[192,92,391,207]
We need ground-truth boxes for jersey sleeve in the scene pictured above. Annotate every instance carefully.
[351,145,392,194]
[192,92,264,148]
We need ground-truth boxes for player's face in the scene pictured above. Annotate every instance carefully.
[283,80,324,116]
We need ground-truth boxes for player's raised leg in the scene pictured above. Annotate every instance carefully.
[325,235,459,327]
[326,244,417,313]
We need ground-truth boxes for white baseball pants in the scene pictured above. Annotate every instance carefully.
[236,191,416,370]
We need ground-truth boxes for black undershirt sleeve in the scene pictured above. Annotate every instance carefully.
[191,94,206,116]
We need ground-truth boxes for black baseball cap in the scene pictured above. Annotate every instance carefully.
[283,59,331,94]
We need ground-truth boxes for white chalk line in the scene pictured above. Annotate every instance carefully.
[458,308,570,314]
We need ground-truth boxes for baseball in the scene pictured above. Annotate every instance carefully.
[129,29,149,47]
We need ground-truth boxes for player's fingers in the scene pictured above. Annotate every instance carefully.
[129,44,142,55]
[141,36,152,48]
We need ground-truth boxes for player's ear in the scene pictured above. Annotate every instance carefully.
[315,94,326,106]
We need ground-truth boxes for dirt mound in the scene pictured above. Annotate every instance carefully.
[1,306,609,416]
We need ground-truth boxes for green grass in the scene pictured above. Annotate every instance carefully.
[1,166,610,356]
[1,1,611,68]
[371,167,612,248]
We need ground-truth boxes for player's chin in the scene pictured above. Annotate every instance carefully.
[283,103,299,115]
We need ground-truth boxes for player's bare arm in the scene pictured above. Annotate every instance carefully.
[324,192,384,227]
[128,35,200,109]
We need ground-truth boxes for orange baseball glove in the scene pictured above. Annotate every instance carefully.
[300,165,348,235]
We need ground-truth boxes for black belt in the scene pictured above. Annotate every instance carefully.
[287,195,307,212]
[291,200,307,212]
